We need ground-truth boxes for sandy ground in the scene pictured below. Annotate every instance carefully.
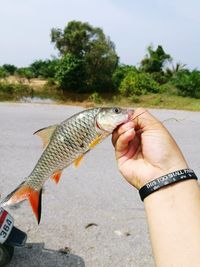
[0,103,200,267]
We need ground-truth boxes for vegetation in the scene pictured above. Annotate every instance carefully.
[119,71,159,96]
[51,21,118,92]
[0,82,32,101]
[1,20,200,110]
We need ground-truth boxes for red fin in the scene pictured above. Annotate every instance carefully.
[28,189,42,224]
[0,182,42,224]
[51,171,62,184]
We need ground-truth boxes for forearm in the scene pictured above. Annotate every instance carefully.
[144,179,200,267]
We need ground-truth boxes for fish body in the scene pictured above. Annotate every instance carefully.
[1,107,132,223]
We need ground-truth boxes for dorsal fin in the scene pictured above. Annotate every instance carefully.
[34,125,57,148]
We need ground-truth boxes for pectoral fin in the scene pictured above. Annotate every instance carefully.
[34,125,57,148]
[74,154,84,167]
[89,136,103,149]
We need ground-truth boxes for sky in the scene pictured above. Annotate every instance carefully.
[0,0,200,69]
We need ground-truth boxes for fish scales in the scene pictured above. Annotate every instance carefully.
[27,108,100,190]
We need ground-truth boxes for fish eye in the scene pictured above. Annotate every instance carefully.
[113,107,121,114]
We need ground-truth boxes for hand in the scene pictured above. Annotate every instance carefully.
[112,108,188,189]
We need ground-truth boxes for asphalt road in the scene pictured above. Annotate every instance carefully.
[0,103,200,267]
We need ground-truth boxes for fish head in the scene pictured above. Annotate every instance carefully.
[96,107,133,133]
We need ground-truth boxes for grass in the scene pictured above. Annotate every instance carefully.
[98,93,200,111]
[1,76,200,111]
[126,94,200,111]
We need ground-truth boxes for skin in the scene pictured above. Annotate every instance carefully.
[112,108,200,267]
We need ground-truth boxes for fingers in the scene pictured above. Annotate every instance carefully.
[114,128,135,154]
[131,108,163,131]
[112,121,135,146]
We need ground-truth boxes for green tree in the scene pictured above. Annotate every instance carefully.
[51,21,94,56]
[51,20,118,92]
[30,59,58,78]
[165,62,188,80]
[2,64,17,75]
[55,53,85,91]
[140,45,172,73]
[172,70,200,98]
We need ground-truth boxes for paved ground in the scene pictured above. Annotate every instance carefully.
[0,103,200,267]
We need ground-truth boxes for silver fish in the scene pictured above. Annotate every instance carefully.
[1,107,133,223]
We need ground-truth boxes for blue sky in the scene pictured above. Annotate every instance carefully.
[0,0,200,69]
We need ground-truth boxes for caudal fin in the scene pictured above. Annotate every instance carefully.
[0,181,42,224]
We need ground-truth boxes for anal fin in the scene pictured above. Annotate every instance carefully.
[51,171,62,184]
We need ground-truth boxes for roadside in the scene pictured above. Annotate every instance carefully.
[1,76,200,111]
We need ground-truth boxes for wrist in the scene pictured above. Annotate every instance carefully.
[144,178,200,267]
[139,161,189,188]
[139,168,197,201]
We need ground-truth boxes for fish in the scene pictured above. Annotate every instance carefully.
[0,107,133,224]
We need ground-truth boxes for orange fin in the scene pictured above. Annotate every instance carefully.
[74,154,84,168]
[28,189,42,224]
[0,182,42,224]
[89,136,103,149]
[51,171,62,184]
[34,125,57,148]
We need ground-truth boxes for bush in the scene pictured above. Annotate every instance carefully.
[172,70,200,98]
[0,67,8,78]
[89,92,102,104]
[0,82,32,100]
[16,68,34,81]
[151,72,168,84]
[2,64,17,75]
[119,72,159,96]
[159,82,178,95]
[45,78,56,86]
[112,65,138,90]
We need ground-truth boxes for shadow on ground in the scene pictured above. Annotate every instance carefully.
[8,243,85,267]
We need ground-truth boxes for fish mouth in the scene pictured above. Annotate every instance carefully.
[121,109,134,124]
[115,109,134,128]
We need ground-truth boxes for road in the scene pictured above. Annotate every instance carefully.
[0,103,200,267]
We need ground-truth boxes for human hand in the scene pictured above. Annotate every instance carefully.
[112,108,188,189]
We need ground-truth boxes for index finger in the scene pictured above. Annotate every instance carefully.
[131,108,163,131]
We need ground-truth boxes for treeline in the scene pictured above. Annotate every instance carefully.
[1,20,200,99]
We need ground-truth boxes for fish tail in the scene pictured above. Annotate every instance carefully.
[0,181,42,224]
